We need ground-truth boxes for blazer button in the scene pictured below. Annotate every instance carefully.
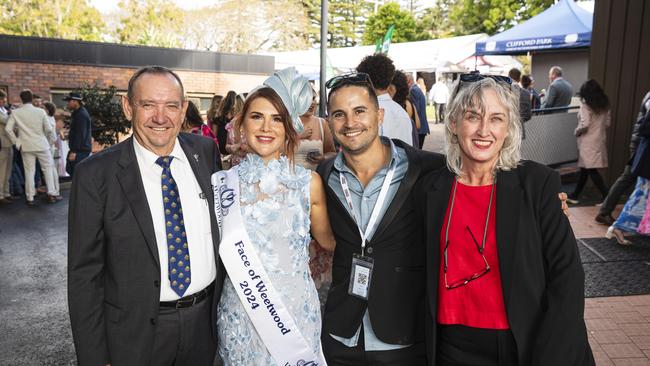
[154,280,160,288]
[150,318,157,325]
[366,247,373,254]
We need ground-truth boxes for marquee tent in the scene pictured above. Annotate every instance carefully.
[265,34,521,77]
[475,0,592,55]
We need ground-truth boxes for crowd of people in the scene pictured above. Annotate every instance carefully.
[63,52,600,366]
[595,90,650,245]
[6,48,644,365]
[0,89,91,206]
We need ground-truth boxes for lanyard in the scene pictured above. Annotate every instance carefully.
[339,159,396,256]
[443,176,496,270]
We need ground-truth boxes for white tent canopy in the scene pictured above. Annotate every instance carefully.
[263,34,521,77]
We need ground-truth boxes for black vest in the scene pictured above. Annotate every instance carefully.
[317,140,444,345]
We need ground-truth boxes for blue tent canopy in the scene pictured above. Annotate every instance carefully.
[475,0,592,55]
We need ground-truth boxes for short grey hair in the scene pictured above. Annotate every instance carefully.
[443,77,522,177]
[127,65,185,101]
[550,66,563,77]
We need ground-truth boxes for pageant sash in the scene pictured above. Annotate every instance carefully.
[211,167,327,366]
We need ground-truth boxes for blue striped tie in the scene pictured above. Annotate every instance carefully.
[156,156,191,297]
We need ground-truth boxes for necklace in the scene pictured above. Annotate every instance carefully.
[443,175,496,289]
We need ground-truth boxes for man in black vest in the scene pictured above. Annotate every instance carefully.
[317,73,444,365]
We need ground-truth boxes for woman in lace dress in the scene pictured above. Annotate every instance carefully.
[216,69,336,365]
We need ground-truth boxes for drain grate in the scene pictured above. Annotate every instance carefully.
[578,236,650,298]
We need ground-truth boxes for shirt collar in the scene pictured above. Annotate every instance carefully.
[334,136,398,174]
[377,93,391,101]
[133,136,186,168]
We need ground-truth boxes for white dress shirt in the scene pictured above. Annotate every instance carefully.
[429,82,450,104]
[377,94,414,146]
[133,137,216,301]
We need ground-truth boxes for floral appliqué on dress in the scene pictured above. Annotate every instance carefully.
[217,154,322,366]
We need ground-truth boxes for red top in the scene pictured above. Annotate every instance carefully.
[191,124,219,148]
[437,180,510,329]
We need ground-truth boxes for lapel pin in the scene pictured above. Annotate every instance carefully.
[193,154,199,162]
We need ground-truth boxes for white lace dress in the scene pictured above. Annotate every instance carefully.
[216,154,322,365]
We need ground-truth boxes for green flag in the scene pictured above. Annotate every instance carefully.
[376,25,395,54]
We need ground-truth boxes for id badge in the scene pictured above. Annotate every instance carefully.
[348,253,374,300]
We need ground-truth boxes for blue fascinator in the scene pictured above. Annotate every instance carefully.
[263,67,312,133]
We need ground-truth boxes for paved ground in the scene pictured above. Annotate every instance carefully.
[568,205,650,365]
[0,189,76,365]
[0,127,649,364]
[422,121,446,154]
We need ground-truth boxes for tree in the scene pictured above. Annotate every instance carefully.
[448,0,555,35]
[0,0,105,41]
[414,0,456,40]
[362,2,418,46]
[301,0,374,47]
[69,84,131,147]
[115,0,184,48]
[181,0,310,53]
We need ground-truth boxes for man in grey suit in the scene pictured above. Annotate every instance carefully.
[5,89,58,205]
[68,66,224,366]
[542,66,574,109]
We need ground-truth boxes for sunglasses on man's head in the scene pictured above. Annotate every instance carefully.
[459,72,513,86]
[325,72,374,90]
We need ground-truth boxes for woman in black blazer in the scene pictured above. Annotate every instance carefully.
[416,75,594,366]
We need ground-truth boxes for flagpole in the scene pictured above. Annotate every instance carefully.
[319,0,328,117]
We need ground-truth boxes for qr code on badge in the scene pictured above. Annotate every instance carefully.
[357,272,368,285]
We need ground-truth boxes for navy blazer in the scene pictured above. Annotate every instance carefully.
[69,106,92,152]
[416,161,594,366]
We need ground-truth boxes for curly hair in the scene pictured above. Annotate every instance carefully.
[578,79,610,114]
[356,53,396,90]
[391,70,410,109]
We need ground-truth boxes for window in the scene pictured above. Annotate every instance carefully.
[50,90,72,109]
[186,93,215,115]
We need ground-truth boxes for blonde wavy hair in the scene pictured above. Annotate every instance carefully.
[443,77,522,177]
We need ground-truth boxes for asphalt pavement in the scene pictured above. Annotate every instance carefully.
[0,189,76,365]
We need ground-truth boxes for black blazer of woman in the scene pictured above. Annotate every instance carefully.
[416,160,594,366]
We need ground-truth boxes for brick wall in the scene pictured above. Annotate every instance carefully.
[0,61,268,104]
